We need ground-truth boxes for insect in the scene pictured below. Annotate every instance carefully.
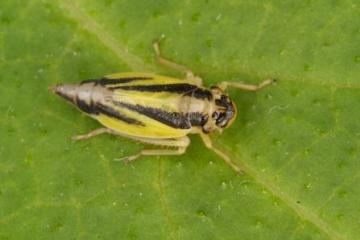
[50,40,275,174]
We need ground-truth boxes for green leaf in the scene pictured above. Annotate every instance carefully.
[0,0,359,239]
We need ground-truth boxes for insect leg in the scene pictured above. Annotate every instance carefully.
[120,147,187,164]
[217,78,275,91]
[198,132,242,174]
[72,126,189,147]
[116,136,190,163]
[73,128,190,163]
[71,128,113,141]
[153,40,203,85]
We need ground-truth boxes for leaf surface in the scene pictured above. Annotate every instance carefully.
[0,1,359,239]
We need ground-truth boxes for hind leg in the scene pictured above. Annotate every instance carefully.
[115,136,191,163]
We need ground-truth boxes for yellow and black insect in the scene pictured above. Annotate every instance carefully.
[50,41,275,173]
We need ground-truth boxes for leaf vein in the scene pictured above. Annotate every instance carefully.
[238,156,345,240]
[56,0,155,72]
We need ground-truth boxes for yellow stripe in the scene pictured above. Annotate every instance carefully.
[105,72,196,86]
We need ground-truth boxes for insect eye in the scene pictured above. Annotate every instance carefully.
[201,115,208,123]
[221,95,227,102]
[212,112,219,119]
[215,112,226,124]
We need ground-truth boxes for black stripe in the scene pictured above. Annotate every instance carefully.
[80,79,97,85]
[113,83,196,92]
[57,91,74,103]
[113,83,212,100]
[79,77,152,86]
[187,88,212,100]
[186,112,208,126]
[114,101,192,129]
[96,103,144,126]
[74,95,144,125]
[99,77,152,85]
[76,97,96,114]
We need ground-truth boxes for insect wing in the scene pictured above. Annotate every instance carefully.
[94,73,195,138]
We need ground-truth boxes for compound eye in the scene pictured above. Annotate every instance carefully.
[212,112,219,119]
[215,112,226,125]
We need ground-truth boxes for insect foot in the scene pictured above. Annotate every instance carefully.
[115,154,141,165]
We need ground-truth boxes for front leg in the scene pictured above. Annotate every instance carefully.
[217,78,275,91]
[153,39,203,85]
[198,132,242,174]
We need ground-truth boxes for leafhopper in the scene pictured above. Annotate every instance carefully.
[50,41,275,173]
